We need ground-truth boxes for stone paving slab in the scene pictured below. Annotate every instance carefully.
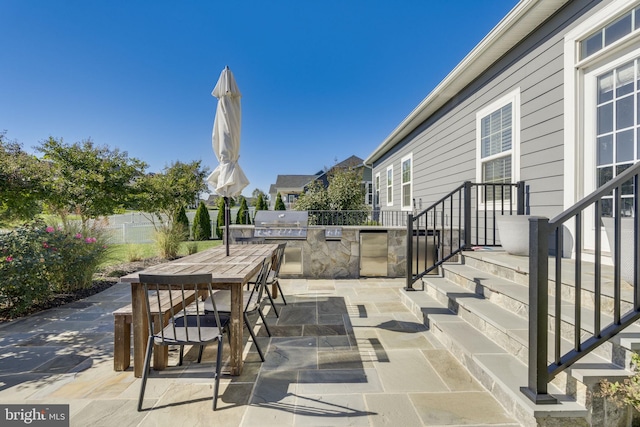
[0,277,519,426]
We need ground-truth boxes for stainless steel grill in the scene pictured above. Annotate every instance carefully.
[253,211,308,239]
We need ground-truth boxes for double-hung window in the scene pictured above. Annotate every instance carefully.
[401,154,412,210]
[476,89,520,205]
[386,166,393,206]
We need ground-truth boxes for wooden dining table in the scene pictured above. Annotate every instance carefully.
[120,243,278,378]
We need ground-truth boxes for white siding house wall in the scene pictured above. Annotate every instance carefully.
[371,0,604,219]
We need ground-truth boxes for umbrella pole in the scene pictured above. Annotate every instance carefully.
[225,196,230,256]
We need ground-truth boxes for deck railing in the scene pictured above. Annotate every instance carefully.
[406,181,525,289]
[522,162,640,404]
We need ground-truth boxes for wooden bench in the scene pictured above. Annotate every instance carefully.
[113,290,197,371]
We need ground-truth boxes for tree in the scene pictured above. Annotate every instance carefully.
[0,132,47,223]
[174,205,190,239]
[215,197,225,239]
[37,137,147,225]
[293,180,329,211]
[236,197,250,224]
[274,192,286,210]
[192,201,212,240]
[251,188,269,206]
[293,167,369,225]
[133,160,209,228]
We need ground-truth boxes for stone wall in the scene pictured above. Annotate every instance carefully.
[229,226,408,279]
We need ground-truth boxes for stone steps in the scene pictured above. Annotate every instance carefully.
[401,249,639,426]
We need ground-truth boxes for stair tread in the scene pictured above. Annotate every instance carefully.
[444,263,530,304]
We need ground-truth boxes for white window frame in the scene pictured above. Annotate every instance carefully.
[375,172,381,208]
[401,153,413,211]
[475,88,521,208]
[386,165,393,207]
[564,0,640,255]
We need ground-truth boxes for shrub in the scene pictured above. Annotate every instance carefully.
[0,221,109,317]
[154,224,182,259]
[215,197,225,240]
[274,192,286,210]
[126,244,145,262]
[600,352,640,412]
[192,201,212,241]
[186,241,198,255]
[174,205,190,240]
[236,197,250,225]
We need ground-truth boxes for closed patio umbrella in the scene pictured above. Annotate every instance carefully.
[207,66,249,255]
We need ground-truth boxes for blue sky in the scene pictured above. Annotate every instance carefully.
[1,0,517,197]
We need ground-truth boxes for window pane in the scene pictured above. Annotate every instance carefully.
[582,31,602,59]
[402,183,411,207]
[617,163,635,195]
[597,134,613,165]
[482,156,511,183]
[616,130,634,162]
[616,62,634,96]
[616,96,634,129]
[598,166,613,187]
[501,128,512,152]
[387,170,392,185]
[605,13,632,46]
[638,128,640,160]
[387,187,392,203]
[598,72,614,103]
[601,198,613,217]
[402,159,411,183]
[621,197,634,217]
[598,103,613,134]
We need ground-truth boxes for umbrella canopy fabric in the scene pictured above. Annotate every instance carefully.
[207,66,249,197]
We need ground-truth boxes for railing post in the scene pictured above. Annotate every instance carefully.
[520,216,557,404]
[405,213,415,291]
[463,181,472,249]
[517,181,526,215]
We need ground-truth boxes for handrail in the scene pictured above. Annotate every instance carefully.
[406,181,525,289]
[522,161,640,404]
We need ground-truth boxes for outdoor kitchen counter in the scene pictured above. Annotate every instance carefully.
[120,243,278,378]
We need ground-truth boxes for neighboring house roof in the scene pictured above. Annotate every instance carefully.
[272,174,320,191]
[364,0,570,165]
[332,155,364,170]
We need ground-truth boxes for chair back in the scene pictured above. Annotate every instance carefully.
[245,258,272,312]
[271,243,287,276]
[139,273,226,345]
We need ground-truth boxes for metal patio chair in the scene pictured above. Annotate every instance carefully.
[137,273,229,412]
[204,257,272,362]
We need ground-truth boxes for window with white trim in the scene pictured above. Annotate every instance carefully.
[475,89,520,204]
[386,166,393,206]
[375,173,380,207]
[401,154,412,210]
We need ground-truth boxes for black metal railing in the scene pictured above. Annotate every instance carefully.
[522,162,640,404]
[306,209,408,227]
[406,181,525,289]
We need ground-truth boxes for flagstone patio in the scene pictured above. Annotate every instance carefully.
[0,278,520,426]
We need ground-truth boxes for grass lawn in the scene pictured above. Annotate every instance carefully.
[101,240,221,267]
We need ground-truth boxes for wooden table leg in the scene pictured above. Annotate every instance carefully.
[229,284,243,376]
[131,283,148,378]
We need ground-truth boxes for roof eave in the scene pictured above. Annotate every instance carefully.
[364,0,569,166]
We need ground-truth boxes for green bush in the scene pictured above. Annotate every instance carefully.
[274,192,286,210]
[192,201,212,241]
[236,197,250,224]
[174,205,190,240]
[215,197,225,240]
[0,221,109,317]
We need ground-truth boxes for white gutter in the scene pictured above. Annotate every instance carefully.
[364,0,570,166]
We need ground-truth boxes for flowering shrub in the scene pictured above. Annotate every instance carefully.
[0,221,109,316]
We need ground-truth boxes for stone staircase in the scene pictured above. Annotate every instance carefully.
[401,249,640,427]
